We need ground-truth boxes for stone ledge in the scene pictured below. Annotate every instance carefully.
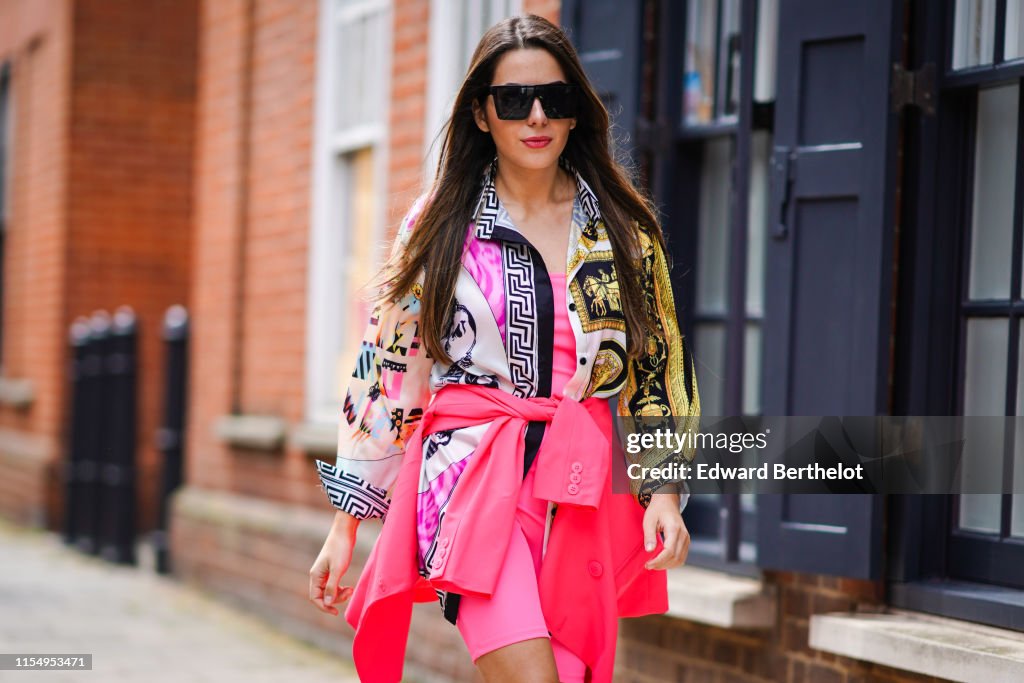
[809,609,1024,682]
[0,427,53,462]
[214,414,287,451]
[170,485,381,553]
[289,422,337,456]
[0,377,34,408]
[665,564,776,629]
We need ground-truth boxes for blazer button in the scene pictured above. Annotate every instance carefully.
[571,461,583,473]
[569,472,582,484]
[439,536,450,548]
[588,561,603,578]
[568,302,577,311]
[579,357,587,365]
[567,483,580,495]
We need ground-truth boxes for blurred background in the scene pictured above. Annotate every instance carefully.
[1,1,1024,681]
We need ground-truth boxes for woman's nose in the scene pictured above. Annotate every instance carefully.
[526,96,548,124]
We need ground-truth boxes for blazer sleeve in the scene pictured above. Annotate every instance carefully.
[617,227,701,509]
[314,196,434,520]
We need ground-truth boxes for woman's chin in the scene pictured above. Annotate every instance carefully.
[497,147,565,171]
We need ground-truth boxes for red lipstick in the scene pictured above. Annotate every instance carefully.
[522,136,552,148]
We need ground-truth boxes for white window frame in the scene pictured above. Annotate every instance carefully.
[424,0,522,180]
[306,0,393,425]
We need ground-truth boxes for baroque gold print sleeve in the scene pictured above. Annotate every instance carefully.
[617,227,702,508]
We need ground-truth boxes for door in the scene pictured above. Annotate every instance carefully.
[758,0,902,579]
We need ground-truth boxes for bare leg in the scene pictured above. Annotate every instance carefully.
[475,637,560,683]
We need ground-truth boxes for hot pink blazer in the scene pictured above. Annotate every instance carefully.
[343,382,669,683]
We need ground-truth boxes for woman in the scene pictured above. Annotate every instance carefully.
[308,14,700,683]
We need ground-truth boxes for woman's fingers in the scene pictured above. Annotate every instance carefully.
[310,533,357,616]
[309,555,351,616]
[642,506,659,552]
[645,512,686,570]
[309,557,334,614]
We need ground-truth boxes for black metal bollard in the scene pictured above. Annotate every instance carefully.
[98,306,138,565]
[62,317,93,547]
[154,305,188,574]
[77,311,112,555]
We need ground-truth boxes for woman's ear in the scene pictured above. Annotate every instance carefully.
[472,99,490,133]
[570,118,577,130]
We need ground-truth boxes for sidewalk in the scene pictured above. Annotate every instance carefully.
[0,518,360,682]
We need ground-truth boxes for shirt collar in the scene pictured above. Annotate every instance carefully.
[471,156,602,241]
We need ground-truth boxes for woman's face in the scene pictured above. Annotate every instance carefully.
[473,47,576,172]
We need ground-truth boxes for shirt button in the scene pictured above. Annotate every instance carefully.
[567,483,580,495]
[579,357,587,365]
[588,561,603,578]
[569,472,582,484]
[571,461,583,473]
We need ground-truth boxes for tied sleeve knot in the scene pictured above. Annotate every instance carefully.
[532,394,610,509]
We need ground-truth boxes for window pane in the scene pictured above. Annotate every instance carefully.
[718,0,741,119]
[959,318,1009,533]
[684,0,718,125]
[695,322,726,416]
[335,148,377,398]
[963,317,1008,414]
[960,494,1002,533]
[1014,320,1024,536]
[335,6,389,133]
[754,0,777,102]
[746,131,770,316]
[968,83,1017,300]
[1007,0,1024,60]
[696,137,732,314]
[1015,426,1024,536]
[953,0,996,69]
[743,323,761,416]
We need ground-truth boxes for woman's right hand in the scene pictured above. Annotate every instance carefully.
[308,511,360,616]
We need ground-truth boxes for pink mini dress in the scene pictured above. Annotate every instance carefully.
[454,271,586,682]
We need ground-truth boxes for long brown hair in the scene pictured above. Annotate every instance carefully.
[377,14,669,365]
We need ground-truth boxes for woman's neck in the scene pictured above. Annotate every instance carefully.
[493,158,574,213]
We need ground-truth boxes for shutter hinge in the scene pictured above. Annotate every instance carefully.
[890,62,936,116]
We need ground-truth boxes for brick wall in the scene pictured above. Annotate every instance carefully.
[0,0,73,526]
[0,0,197,532]
[615,572,948,683]
[186,0,318,509]
[523,0,561,24]
[63,0,198,533]
[386,0,430,231]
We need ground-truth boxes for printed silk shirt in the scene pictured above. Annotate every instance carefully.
[315,158,701,581]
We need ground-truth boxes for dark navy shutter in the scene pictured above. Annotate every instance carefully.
[757,0,902,579]
[560,0,643,164]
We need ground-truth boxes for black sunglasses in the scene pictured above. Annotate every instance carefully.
[487,83,580,120]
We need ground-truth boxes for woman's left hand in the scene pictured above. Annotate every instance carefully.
[642,491,690,570]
